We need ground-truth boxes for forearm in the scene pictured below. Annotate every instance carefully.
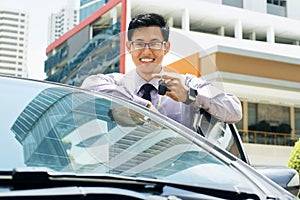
[186,74,242,123]
[81,74,150,107]
[196,92,242,123]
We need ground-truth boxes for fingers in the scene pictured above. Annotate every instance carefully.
[152,73,187,102]
[152,73,181,86]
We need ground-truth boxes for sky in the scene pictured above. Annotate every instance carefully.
[0,0,74,80]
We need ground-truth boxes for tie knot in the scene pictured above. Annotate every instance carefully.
[140,83,155,101]
[142,83,155,92]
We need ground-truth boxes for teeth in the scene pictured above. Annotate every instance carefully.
[141,58,153,62]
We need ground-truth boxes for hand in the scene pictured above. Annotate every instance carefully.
[108,107,147,127]
[152,73,188,102]
[108,106,161,127]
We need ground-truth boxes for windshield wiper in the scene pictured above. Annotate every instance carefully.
[0,167,260,200]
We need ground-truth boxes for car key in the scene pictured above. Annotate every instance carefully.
[158,79,167,95]
[158,79,167,106]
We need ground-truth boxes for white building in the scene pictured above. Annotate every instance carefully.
[45,0,300,145]
[0,9,29,77]
[125,0,300,138]
[47,0,79,45]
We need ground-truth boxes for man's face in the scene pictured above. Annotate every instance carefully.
[126,26,170,78]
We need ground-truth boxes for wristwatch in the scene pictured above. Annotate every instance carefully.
[184,87,198,104]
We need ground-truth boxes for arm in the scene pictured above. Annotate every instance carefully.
[153,73,242,123]
[185,74,242,123]
[81,73,157,110]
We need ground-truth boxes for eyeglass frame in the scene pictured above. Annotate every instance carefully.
[129,41,166,50]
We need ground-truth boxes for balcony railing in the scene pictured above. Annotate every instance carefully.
[238,129,297,146]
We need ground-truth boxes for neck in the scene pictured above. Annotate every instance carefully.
[136,65,162,82]
[140,74,153,82]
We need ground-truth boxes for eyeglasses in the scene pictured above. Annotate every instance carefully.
[130,41,166,50]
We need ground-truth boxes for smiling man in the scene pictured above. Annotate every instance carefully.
[81,13,242,129]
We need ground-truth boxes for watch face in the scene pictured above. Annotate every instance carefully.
[184,88,197,104]
[189,88,197,101]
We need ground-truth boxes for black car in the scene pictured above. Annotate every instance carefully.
[0,75,297,199]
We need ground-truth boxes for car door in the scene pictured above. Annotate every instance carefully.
[193,108,299,196]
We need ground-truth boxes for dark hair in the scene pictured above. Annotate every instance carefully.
[127,13,169,41]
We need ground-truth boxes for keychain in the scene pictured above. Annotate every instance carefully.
[158,79,167,106]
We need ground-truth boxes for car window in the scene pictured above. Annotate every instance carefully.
[0,76,257,193]
[194,110,244,160]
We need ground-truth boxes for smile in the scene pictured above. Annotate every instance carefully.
[140,58,155,63]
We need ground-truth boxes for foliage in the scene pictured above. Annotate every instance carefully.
[288,138,300,174]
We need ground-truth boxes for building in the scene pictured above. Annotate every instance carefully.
[47,0,79,45]
[0,9,29,77]
[79,0,109,22]
[44,0,300,145]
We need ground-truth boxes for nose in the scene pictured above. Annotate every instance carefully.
[142,44,153,54]
[144,43,151,49]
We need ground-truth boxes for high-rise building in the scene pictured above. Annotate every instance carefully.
[0,9,28,77]
[79,0,108,22]
[47,0,79,45]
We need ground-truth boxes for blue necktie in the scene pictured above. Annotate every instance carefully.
[140,84,155,101]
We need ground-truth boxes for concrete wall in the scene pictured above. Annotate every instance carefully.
[243,0,266,13]
[244,143,293,167]
[287,0,300,20]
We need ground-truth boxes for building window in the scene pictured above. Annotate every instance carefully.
[235,101,243,130]
[248,102,258,130]
[267,0,286,6]
[248,103,290,132]
[267,0,287,17]
[222,0,243,8]
[247,102,291,145]
[295,108,300,135]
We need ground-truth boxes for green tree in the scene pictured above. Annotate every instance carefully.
[288,138,300,174]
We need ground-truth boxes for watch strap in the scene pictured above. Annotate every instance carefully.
[184,88,198,104]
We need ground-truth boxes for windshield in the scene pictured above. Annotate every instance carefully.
[0,76,257,193]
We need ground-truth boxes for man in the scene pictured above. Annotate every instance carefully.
[81,13,242,129]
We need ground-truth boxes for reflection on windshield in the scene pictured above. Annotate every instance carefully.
[11,87,215,175]
[3,79,254,192]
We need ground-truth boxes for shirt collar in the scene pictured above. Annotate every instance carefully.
[135,70,164,92]
[122,69,164,94]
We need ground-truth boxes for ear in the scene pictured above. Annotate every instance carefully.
[126,41,131,53]
[163,41,170,55]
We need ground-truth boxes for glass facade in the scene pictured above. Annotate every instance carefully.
[80,0,97,6]
[80,0,108,22]
[44,46,68,73]
[45,22,120,86]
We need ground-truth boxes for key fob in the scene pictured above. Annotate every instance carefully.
[158,80,168,95]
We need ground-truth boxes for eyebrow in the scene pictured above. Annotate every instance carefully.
[132,39,162,42]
